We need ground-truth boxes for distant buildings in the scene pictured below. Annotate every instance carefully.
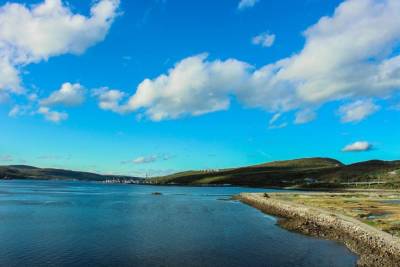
[201,169,220,173]
[102,178,142,184]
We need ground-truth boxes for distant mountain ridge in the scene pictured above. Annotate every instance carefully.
[2,158,400,189]
[0,165,142,182]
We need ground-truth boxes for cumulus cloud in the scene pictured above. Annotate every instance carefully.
[122,155,158,165]
[92,87,127,114]
[0,0,120,94]
[0,58,21,93]
[238,0,259,10]
[37,106,68,123]
[121,154,174,165]
[239,0,400,110]
[338,99,379,123]
[125,54,250,121]
[133,156,157,164]
[252,32,275,47]
[95,0,400,123]
[278,0,400,103]
[7,82,85,122]
[41,82,85,106]
[342,141,373,152]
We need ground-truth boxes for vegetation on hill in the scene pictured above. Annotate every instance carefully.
[0,165,142,182]
[150,158,400,189]
[253,158,343,168]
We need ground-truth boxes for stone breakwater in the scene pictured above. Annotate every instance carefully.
[236,193,400,267]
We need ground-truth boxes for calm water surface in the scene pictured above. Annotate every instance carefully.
[0,180,357,267]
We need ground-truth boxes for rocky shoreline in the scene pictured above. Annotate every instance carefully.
[236,193,400,267]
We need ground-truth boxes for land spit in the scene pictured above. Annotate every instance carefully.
[236,193,400,267]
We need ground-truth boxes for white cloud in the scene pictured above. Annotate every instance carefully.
[125,54,250,121]
[269,113,281,125]
[121,154,174,165]
[122,156,158,165]
[252,32,275,47]
[8,105,28,117]
[0,0,120,94]
[133,156,157,164]
[41,82,85,106]
[294,109,316,124]
[238,0,400,112]
[37,106,68,122]
[110,53,298,121]
[92,87,127,114]
[7,82,83,122]
[0,58,21,93]
[268,113,287,129]
[277,0,400,103]
[342,141,373,152]
[238,0,259,10]
[338,99,379,123]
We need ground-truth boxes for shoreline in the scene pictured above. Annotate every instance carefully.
[3,178,400,193]
[236,193,400,267]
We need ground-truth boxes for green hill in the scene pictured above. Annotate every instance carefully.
[254,158,343,168]
[0,165,142,182]
[150,158,400,189]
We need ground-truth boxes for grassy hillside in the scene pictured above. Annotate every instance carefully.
[254,158,343,168]
[0,165,142,182]
[151,158,400,189]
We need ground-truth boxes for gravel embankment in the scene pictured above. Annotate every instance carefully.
[237,193,400,267]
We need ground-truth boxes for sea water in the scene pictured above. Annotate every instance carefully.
[0,180,357,267]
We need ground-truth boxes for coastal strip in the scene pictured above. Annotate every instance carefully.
[236,193,400,267]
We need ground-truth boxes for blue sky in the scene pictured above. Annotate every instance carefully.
[1,0,400,176]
